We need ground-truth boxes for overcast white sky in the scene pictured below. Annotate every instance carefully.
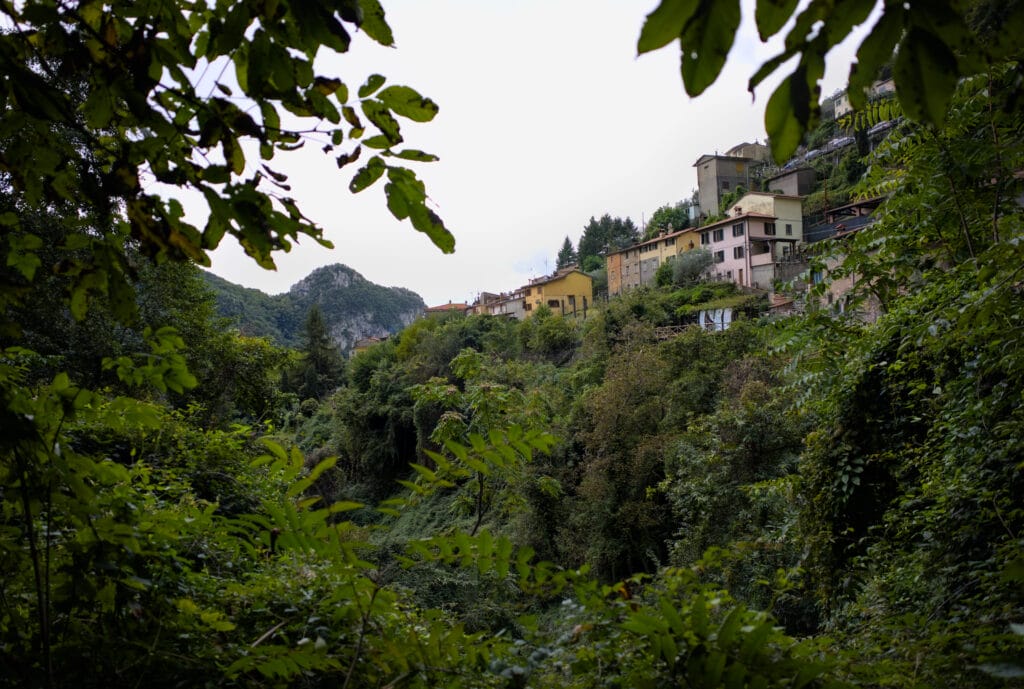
[203,0,874,306]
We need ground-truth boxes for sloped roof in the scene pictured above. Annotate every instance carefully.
[604,226,698,257]
[424,302,469,313]
[528,269,592,287]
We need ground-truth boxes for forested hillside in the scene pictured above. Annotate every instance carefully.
[2,1,1023,688]
[203,264,426,352]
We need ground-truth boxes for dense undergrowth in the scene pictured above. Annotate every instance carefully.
[3,56,1024,689]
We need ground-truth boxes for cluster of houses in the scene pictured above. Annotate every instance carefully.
[606,190,807,296]
[424,266,594,322]
[419,78,902,327]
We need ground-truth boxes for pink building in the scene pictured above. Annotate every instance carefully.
[697,192,804,289]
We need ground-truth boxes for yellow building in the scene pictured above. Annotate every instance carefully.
[522,268,593,319]
[606,227,702,297]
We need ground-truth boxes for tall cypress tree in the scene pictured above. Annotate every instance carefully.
[292,304,344,400]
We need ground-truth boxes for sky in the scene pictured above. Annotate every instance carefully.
[202,0,875,307]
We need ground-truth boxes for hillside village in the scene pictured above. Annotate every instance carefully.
[425,78,901,326]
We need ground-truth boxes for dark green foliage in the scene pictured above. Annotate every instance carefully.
[654,259,674,287]
[285,304,345,400]
[672,248,714,286]
[0,0,452,292]
[718,184,748,215]
[644,200,692,240]
[518,306,581,364]
[577,214,640,270]
[783,65,1024,683]
[639,0,1023,160]
[3,3,1024,687]
[202,271,300,345]
[555,235,578,269]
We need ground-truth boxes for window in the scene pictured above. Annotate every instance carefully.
[764,222,776,235]
[721,180,730,191]
[665,237,675,246]
[713,250,725,263]
[712,228,724,242]
[700,232,709,245]
[732,223,744,237]
[733,246,745,259]
[785,223,793,236]
[547,299,561,308]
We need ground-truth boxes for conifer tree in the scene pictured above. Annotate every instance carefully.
[556,236,578,269]
[292,305,344,400]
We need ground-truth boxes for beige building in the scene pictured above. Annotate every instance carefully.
[694,154,756,219]
[764,166,816,196]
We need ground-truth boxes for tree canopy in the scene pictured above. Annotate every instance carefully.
[644,200,691,240]
[0,0,451,326]
[555,235,578,269]
[577,214,639,271]
[638,0,1024,160]
[2,2,1024,687]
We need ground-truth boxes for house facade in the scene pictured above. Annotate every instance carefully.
[606,227,701,297]
[764,166,816,196]
[522,268,593,319]
[698,192,804,289]
[470,290,526,319]
[694,154,755,219]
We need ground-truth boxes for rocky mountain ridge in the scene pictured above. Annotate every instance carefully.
[203,264,425,353]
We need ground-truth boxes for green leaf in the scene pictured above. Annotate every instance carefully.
[764,57,822,162]
[384,167,455,253]
[765,78,802,163]
[349,156,386,193]
[748,47,799,92]
[358,73,386,98]
[659,598,688,638]
[362,135,393,149]
[822,0,875,47]
[82,88,114,129]
[313,77,343,96]
[894,27,958,126]
[377,85,439,122]
[325,501,363,514]
[679,0,741,97]
[754,0,799,40]
[392,149,439,162]
[716,607,745,647]
[738,620,773,662]
[637,0,699,54]
[848,6,905,111]
[361,99,402,145]
[358,0,394,46]
[691,593,709,637]
[409,462,438,482]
